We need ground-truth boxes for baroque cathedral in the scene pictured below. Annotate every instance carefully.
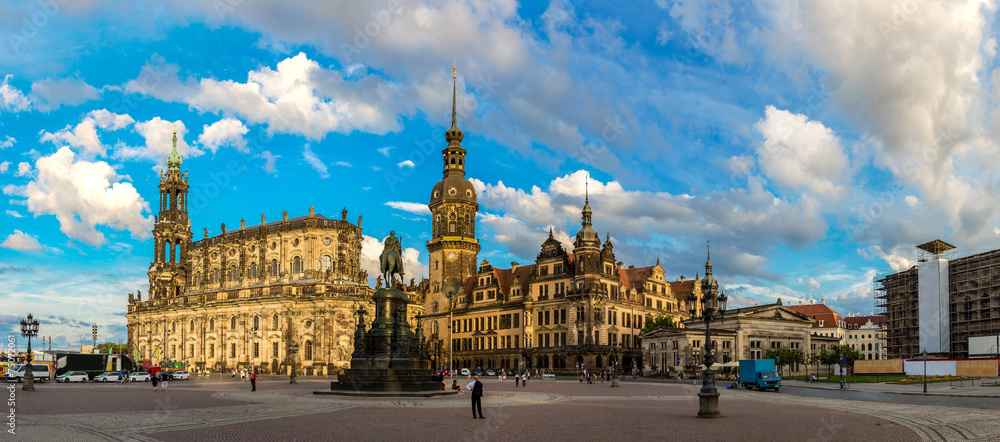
[418,73,707,374]
[125,131,420,375]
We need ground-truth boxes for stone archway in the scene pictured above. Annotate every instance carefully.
[271,359,278,374]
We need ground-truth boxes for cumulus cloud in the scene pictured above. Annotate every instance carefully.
[0,75,30,113]
[259,151,279,175]
[14,162,30,177]
[126,53,408,139]
[797,277,820,289]
[1,230,43,251]
[0,162,8,173]
[384,201,429,215]
[41,109,134,156]
[198,117,248,153]
[396,160,415,168]
[116,117,198,164]
[755,106,849,200]
[3,147,153,246]
[0,135,13,149]
[302,144,328,178]
[29,77,100,111]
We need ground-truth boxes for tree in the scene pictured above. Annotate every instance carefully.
[830,345,863,371]
[641,312,675,334]
[764,348,805,376]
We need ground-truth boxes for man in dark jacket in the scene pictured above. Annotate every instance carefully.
[466,375,485,419]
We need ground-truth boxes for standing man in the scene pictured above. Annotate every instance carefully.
[466,375,485,419]
[250,371,257,391]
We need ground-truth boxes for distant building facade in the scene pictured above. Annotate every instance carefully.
[876,239,1000,358]
[419,75,702,374]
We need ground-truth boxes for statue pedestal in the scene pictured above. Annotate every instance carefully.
[318,287,456,397]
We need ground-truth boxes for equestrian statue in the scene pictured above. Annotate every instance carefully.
[379,231,405,287]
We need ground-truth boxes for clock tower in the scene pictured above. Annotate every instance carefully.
[426,67,480,309]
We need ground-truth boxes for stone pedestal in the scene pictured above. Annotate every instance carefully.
[697,391,721,418]
[319,287,456,397]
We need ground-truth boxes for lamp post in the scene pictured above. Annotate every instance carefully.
[922,350,928,394]
[288,341,300,384]
[92,324,98,352]
[688,244,727,418]
[20,314,40,391]
[610,342,621,387]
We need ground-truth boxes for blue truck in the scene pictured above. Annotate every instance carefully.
[738,359,781,391]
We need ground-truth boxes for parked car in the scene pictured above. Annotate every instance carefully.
[3,364,52,383]
[460,368,470,376]
[57,371,89,383]
[486,370,496,376]
[155,372,174,381]
[129,372,151,382]
[474,369,483,376]
[94,372,121,382]
[172,371,190,380]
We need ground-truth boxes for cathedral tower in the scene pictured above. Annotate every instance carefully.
[148,130,193,299]
[427,67,481,304]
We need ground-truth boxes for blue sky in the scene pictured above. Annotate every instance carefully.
[2,0,1000,351]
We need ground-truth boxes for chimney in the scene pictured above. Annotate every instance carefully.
[798,300,802,305]
[680,275,685,282]
[629,265,635,269]
[870,310,874,316]
[809,299,814,304]
[511,262,519,272]
[821,299,825,304]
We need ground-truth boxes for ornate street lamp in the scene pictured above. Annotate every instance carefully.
[20,314,40,391]
[288,341,300,384]
[610,342,622,387]
[688,244,727,418]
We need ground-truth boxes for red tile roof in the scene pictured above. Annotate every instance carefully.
[786,304,843,328]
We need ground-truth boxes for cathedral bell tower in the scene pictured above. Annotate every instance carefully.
[427,66,481,306]
[148,130,193,299]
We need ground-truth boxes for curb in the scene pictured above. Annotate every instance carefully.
[784,382,1000,398]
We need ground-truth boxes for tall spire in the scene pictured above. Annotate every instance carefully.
[445,63,463,144]
[705,240,712,274]
[166,129,182,171]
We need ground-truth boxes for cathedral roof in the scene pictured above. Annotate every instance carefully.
[166,130,182,171]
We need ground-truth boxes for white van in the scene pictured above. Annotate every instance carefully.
[3,364,51,383]
[460,368,470,376]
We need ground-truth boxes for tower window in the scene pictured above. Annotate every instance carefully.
[270,259,278,276]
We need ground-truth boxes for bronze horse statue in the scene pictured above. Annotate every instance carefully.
[379,231,404,286]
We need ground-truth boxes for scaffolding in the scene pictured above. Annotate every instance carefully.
[947,248,1000,357]
[874,266,919,359]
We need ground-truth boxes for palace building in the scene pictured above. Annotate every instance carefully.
[125,131,400,375]
[419,73,705,374]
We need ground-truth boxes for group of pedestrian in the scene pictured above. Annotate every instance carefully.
[116,370,132,384]
[151,372,171,392]
[230,368,258,391]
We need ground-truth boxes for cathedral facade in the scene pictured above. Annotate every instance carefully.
[126,131,381,375]
[420,75,705,374]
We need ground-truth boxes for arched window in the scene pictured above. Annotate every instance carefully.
[190,320,195,332]
[230,265,237,281]
[432,321,438,335]
[272,314,279,330]
[293,256,302,273]
[253,316,259,330]
[321,255,331,272]
[231,317,237,329]
[450,158,455,165]
[270,259,278,276]
[433,301,439,313]
[210,318,215,331]
[212,269,219,284]
[171,322,176,332]
[304,340,313,360]
[251,262,258,279]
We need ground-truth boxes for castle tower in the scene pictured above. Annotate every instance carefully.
[148,130,192,299]
[427,66,481,303]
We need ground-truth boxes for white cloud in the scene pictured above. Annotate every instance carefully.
[905,195,919,207]
[29,77,100,111]
[125,53,408,139]
[384,201,429,215]
[117,117,198,164]
[0,135,13,149]
[396,160,415,168]
[0,162,8,173]
[198,118,248,153]
[5,210,22,218]
[755,106,848,201]
[3,147,153,246]
[797,277,821,289]
[1,230,43,251]
[0,75,30,113]
[334,161,351,167]
[14,162,30,177]
[302,144,329,178]
[378,146,395,157]
[859,245,914,273]
[259,151,279,175]
[40,109,134,156]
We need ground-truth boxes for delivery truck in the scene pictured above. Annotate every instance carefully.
[739,359,781,391]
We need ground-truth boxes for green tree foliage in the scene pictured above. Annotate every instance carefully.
[764,348,806,374]
[641,312,675,334]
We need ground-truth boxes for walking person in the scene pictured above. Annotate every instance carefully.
[522,370,529,387]
[150,373,159,392]
[250,371,257,391]
[514,371,520,387]
[466,376,485,419]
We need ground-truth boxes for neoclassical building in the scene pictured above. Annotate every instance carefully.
[126,131,388,375]
[419,74,705,374]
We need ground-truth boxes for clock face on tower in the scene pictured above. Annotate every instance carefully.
[447,251,457,262]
